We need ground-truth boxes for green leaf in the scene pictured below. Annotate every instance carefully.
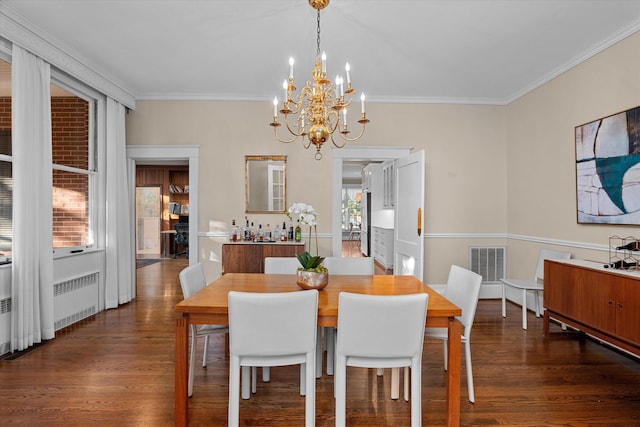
[296,251,325,270]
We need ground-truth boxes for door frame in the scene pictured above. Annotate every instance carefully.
[126,145,199,266]
[331,146,412,257]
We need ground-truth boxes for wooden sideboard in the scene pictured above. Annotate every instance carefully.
[221,242,305,274]
[544,259,640,357]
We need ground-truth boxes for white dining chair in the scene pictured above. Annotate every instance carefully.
[228,290,318,427]
[500,248,571,329]
[423,265,483,403]
[335,292,429,427]
[259,257,305,385]
[321,256,375,376]
[178,263,229,398]
[264,256,301,275]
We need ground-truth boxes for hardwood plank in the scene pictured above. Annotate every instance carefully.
[1,258,639,426]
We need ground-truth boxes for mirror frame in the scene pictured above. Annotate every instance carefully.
[245,155,287,214]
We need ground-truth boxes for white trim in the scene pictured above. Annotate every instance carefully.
[0,4,136,108]
[126,145,200,266]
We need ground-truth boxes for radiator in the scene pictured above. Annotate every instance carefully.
[54,271,99,331]
[0,296,10,355]
[469,246,506,283]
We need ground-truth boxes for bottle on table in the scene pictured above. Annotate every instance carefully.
[273,223,281,242]
[295,220,302,242]
[230,219,238,242]
[257,224,264,242]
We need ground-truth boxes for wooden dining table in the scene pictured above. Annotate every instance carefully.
[175,273,463,426]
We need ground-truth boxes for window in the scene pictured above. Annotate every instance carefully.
[341,188,362,231]
[0,59,12,259]
[50,83,95,251]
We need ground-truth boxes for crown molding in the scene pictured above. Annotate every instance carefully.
[0,3,136,109]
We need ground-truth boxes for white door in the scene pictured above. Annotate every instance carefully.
[394,150,425,280]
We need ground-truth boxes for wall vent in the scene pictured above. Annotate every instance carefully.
[0,297,10,315]
[54,271,99,331]
[469,246,506,283]
[54,306,96,331]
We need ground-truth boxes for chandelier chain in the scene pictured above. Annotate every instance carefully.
[270,0,369,159]
[316,9,321,56]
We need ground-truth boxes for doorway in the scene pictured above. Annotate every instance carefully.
[331,147,411,259]
[126,145,200,268]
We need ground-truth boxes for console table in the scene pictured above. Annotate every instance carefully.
[221,241,305,274]
[544,259,640,357]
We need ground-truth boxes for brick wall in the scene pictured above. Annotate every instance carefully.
[0,96,89,249]
[51,97,89,248]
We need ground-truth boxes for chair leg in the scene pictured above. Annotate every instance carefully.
[305,356,316,427]
[241,366,251,399]
[202,335,209,367]
[228,357,240,427]
[443,339,448,371]
[300,363,306,396]
[326,327,335,376]
[534,290,541,317]
[403,366,409,401]
[262,367,270,382]
[501,282,507,317]
[522,288,528,329]
[335,354,347,427]
[251,366,257,394]
[316,328,323,379]
[410,362,422,427]
[391,367,400,399]
[465,339,475,403]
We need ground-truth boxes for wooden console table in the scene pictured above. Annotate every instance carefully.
[221,241,305,274]
[544,259,640,357]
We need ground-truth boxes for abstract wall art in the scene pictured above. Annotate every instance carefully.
[576,105,640,224]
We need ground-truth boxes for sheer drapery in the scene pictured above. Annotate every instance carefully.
[105,98,134,308]
[10,45,55,351]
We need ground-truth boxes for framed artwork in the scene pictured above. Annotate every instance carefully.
[576,105,640,224]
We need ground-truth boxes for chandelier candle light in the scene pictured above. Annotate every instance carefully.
[270,0,370,160]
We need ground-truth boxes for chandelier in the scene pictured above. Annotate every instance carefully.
[269,0,369,160]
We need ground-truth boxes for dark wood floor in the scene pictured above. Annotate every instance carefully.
[1,258,639,426]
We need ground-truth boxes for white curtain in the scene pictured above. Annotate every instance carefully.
[105,98,134,308]
[11,45,55,351]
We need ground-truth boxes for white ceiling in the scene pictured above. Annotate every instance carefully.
[3,0,640,105]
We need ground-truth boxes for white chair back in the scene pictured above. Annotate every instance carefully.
[337,292,428,360]
[323,257,374,275]
[264,257,301,274]
[442,265,483,332]
[335,292,428,427]
[228,290,318,359]
[534,249,571,283]
[178,263,207,298]
[228,290,318,427]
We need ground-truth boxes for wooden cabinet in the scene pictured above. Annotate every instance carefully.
[544,259,640,356]
[382,160,395,208]
[372,227,394,269]
[221,242,305,274]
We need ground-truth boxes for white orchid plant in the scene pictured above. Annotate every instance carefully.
[286,202,326,272]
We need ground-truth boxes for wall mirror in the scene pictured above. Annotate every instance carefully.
[245,155,287,213]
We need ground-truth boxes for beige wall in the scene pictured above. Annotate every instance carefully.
[127,100,506,282]
[505,31,640,277]
[126,31,638,283]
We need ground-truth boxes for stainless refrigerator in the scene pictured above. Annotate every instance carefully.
[360,191,371,256]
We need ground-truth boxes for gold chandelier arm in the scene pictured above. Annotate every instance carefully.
[337,118,369,142]
[329,132,348,148]
[272,124,301,144]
